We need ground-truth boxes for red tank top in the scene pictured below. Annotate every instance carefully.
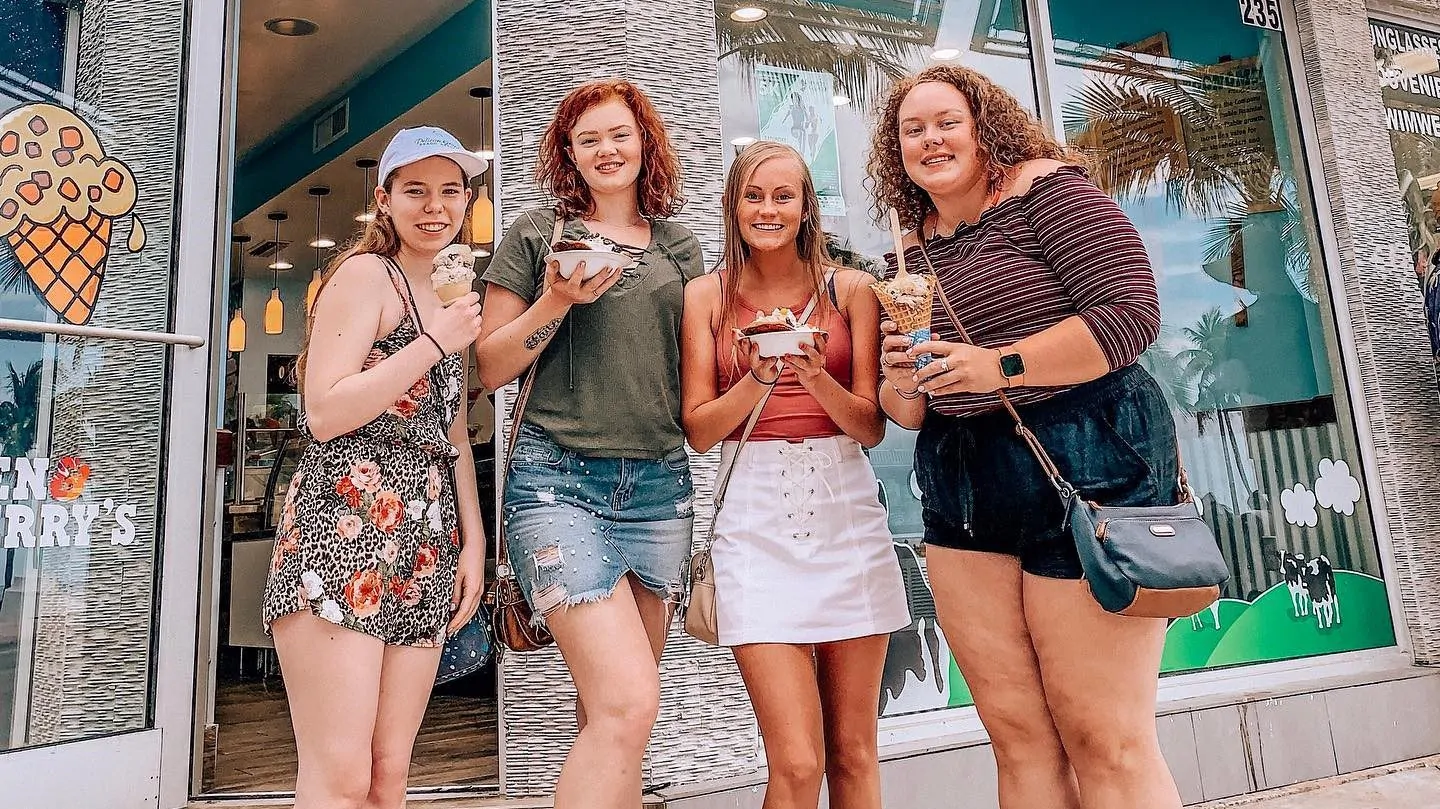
[715,281,852,442]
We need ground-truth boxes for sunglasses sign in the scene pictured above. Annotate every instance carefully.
[0,455,140,548]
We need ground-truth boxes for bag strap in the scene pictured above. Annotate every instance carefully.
[494,215,567,575]
[704,271,832,545]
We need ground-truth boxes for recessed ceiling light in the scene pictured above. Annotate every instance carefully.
[309,238,336,249]
[265,18,319,37]
[931,47,961,60]
[730,7,767,22]
[471,247,492,258]
[269,259,294,271]
[355,212,375,224]
[731,136,757,147]
[832,94,851,106]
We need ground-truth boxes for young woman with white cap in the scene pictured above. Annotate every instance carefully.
[261,126,489,809]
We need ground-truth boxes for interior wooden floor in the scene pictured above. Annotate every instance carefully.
[207,678,498,794]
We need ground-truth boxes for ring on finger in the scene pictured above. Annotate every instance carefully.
[939,356,950,371]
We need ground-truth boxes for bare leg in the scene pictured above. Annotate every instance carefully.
[364,644,444,809]
[547,576,663,809]
[271,611,385,809]
[926,546,1081,809]
[734,643,826,809]
[576,572,673,732]
[815,634,889,809]
[1025,575,1180,809]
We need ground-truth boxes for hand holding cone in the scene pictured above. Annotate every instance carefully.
[875,208,936,369]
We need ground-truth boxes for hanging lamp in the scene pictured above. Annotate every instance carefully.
[355,157,378,223]
[469,86,495,249]
[228,234,250,352]
[306,186,331,314]
[265,211,287,334]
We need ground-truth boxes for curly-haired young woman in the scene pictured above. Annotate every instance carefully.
[869,65,1183,809]
[474,79,704,809]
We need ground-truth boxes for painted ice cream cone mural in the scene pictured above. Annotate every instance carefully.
[0,103,144,325]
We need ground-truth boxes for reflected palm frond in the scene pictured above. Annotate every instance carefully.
[716,3,926,111]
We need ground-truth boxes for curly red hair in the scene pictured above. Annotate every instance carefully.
[536,79,685,219]
[867,65,1079,230]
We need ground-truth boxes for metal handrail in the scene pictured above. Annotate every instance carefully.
[0,317,206,348]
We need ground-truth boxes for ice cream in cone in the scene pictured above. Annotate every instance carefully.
[432,244,476,303]
[872,272,937,368]
[0,103,141,325]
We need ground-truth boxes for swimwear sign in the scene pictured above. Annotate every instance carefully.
[0,455,139,548]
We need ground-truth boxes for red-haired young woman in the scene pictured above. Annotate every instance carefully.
[475,79,703,809]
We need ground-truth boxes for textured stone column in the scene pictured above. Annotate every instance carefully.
[494,0,757,795]
[1289,0,1440,663]
[22,0,185,744]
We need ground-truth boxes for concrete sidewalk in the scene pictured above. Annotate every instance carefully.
[1198,757,1440,808]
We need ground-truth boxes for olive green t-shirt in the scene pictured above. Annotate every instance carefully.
[482,208,706,458]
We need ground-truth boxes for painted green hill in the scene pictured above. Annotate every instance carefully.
[1204,571,1394,667]
[1161,599,1252,673]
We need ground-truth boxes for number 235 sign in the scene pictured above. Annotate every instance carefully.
[1239,0,1282,31]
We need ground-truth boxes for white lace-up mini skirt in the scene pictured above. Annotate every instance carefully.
[711,435,910,646]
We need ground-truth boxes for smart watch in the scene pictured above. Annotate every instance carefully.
[998,350,1026,387]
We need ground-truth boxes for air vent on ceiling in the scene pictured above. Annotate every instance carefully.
[313,98,350,153]
[248,240,291,259]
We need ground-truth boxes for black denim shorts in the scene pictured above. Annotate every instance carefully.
[915,364,1180,579]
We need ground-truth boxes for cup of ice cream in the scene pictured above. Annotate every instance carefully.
[546,238,629,280]
[736,308,826,358]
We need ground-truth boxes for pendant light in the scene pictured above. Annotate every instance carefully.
[355,158,378,223]
[228,234,250,352]
[469,86,495,250]
[306,186,331,314]
[265,211,287,335]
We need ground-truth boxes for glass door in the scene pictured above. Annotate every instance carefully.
[0,0,214,805]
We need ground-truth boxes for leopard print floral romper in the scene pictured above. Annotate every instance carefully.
[262,257,464,647]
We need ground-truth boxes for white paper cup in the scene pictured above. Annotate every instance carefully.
[547,249,629,280]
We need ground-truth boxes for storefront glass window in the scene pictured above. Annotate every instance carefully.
[1371,17,1440,377]
[1,0,186,751]
[716,0,1395,719]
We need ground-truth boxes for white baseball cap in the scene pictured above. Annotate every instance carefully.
[377,126,488,187]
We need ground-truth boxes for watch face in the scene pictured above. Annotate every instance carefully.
[1000,352,1026,378]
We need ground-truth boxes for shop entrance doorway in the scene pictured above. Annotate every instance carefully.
[196,0,499,798]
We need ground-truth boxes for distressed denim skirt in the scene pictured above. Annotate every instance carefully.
[503,423,694,624]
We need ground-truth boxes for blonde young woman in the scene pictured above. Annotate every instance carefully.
[261,127,488,809]
[680,141,909,809]
[474,80,704,809]
[870,65,1180,809]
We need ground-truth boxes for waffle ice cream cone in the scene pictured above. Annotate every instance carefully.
[872,273,937,369]
[432,244,476,304]
[0,103,141,325]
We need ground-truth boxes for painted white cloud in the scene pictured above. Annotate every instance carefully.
[1314,458,1362,516]
[1281,483,1319,528]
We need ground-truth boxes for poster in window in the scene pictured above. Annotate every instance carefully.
[756,65,846,217]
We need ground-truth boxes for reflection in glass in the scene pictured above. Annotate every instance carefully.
[1,0,184,752]
[1047,0,1392,670]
